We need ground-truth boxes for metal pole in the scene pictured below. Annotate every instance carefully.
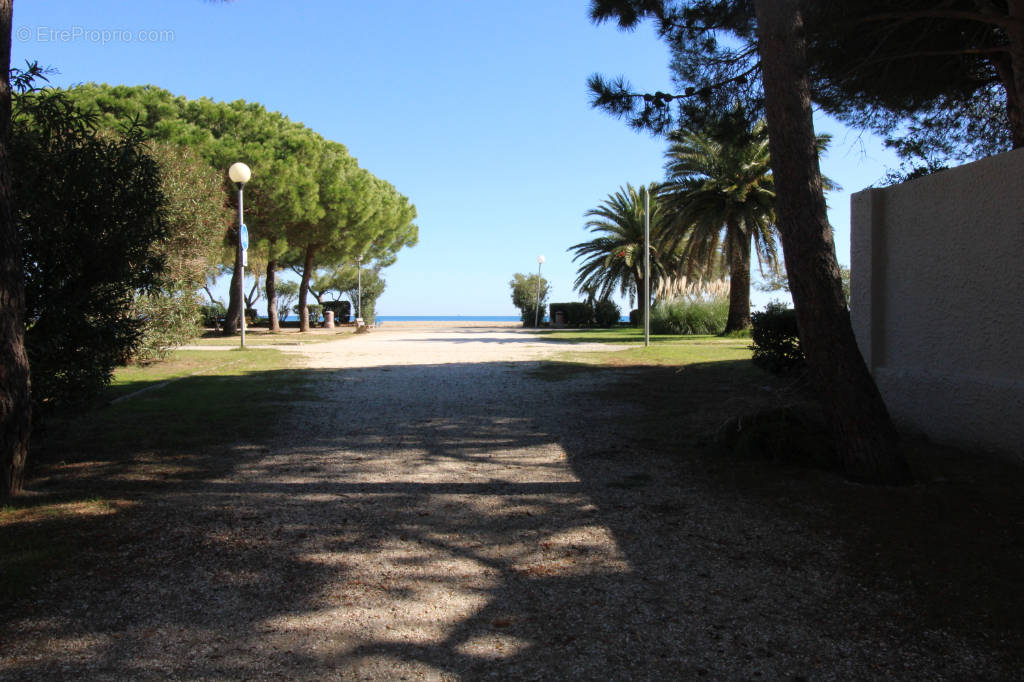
[534,260,543,328]
[644,186,650,347]
[357,257,362,322]
[238,184,245,349]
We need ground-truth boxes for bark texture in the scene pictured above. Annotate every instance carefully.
[266,257,279,332]
[0,0,33,499]
[298,245,317,332]
[222,250,242,335]
[754,0,911,484]
[724,220,752,332]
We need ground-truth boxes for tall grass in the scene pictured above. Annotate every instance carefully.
[650,278,730,335]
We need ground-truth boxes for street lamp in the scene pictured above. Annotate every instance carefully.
[535,255,545,328]
[228,162,251,349]
[356,255,363,325]
[643,186,650,347]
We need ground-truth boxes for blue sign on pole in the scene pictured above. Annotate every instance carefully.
[240,223,249,251]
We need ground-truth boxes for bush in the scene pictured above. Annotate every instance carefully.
[200,302,226,328]
[750,302,805,374]
[244,308,260,326]
[15,87,168,409]
[650,297,728,335]
[133,290,202,363]
[629,309,641,327]
[510,272,550,328]
[322,300,351,323]
[549,302,592,327]
[593,299,621,328]
[292,304,324,325]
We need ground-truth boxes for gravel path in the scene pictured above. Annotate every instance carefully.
[2,324,1020,679]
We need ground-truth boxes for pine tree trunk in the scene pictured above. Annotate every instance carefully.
[298,245,316,332]
[266,257,279,332]
[222,252,242,336]
[724,220,752,332]
[0,0,32,499]
[755,0,911,484]
[1002,0,1024,148]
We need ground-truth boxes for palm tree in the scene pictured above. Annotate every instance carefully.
[569,183,673,308]
[660,118,780,332]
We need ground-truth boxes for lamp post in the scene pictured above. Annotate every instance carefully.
[356,255,362,325]
[534,255,545,328]
[644,186,650,347]
[228,162,251,349]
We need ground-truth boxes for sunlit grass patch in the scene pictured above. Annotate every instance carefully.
[189,328,351,347]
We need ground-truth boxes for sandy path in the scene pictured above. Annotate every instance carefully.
[3,326,1018,679]
[286,323,626,368]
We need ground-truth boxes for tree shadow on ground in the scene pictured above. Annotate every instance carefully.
[2,358,1022,679]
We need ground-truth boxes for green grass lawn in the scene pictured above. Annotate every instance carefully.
[2,346,310,600]
[539,327,755,367]
[188,327,352,347]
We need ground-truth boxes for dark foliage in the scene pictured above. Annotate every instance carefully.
[589,1,1017,165]
[12,88,167,410]
[549,302,593,327]
[804,1,1015,163]
[629,308,641,327]
[749,302,804,375]
[593,299,622,328]
[322,300,351,324]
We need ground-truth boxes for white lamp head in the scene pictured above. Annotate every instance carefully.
[228,162,252,185]
[537,255,546,264]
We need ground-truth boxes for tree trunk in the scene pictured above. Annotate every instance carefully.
[297,245,316,332]
[0,0,32,499]
[266,257,279,331]
[755,0,911,484]
[724,220,752,332]
[222,253,242,336]
[1000,0,1024,148]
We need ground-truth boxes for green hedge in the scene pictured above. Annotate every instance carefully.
[593,299,621,327]
[322,300,351,323]
[548,302,592,327]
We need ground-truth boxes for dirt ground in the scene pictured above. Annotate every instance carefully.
[2,324,1022,680]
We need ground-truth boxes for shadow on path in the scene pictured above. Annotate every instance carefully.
[2,358,1022,679]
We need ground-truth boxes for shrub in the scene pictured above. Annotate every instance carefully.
[200,302,226,328]
[650,298,728,334]
[307,304,323,325]
[322,300,351,323]
[133,290,202,363]
[244,308,260,326]
[649,279,729,335]
[629,309,641,327]
[593,299,621,328]
[750,302,805,374]
[15,88,167,409]
[548,302,592,327]
[510,272,550,328]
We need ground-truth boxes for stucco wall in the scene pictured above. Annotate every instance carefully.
[850,148,1024,458]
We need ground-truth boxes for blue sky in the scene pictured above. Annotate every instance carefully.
[12,0,900,316]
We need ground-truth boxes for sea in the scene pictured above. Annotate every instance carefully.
[377,315,521,322]
[280,314,634,322]
[280,314,526,322]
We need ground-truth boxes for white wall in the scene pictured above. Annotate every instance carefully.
[850,148,1024,458]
